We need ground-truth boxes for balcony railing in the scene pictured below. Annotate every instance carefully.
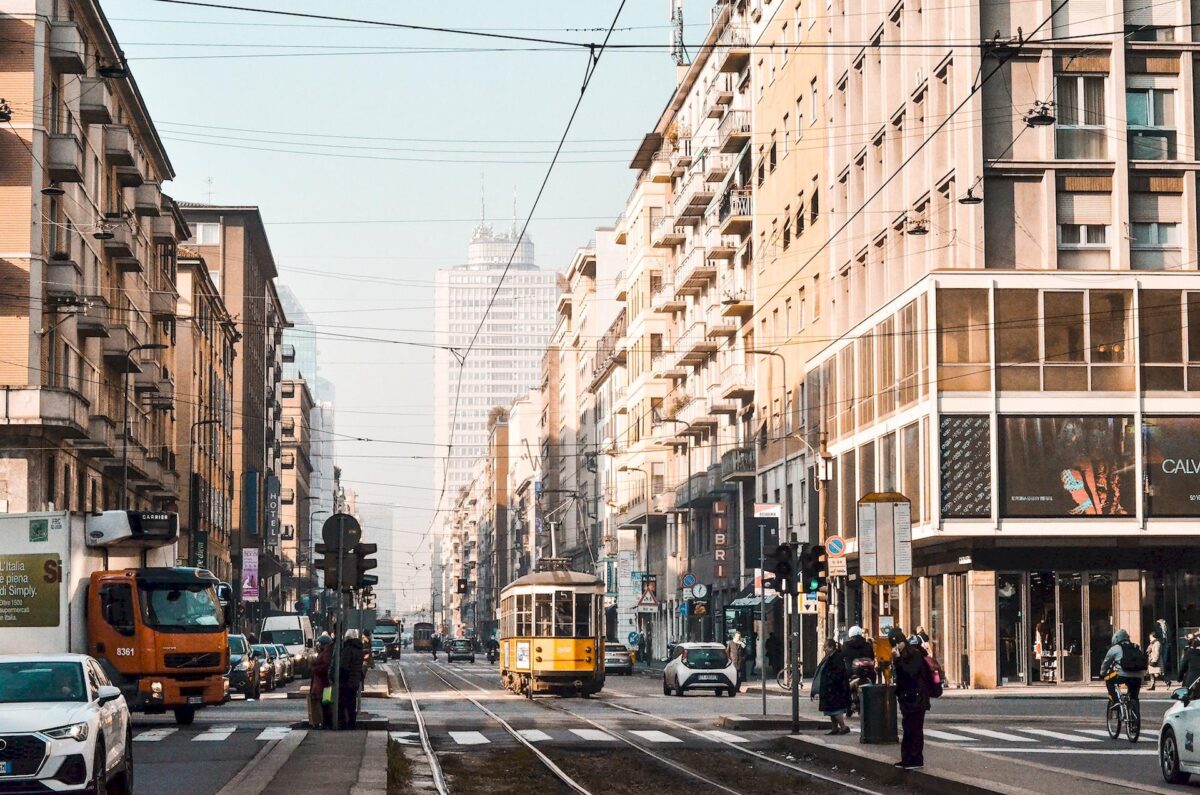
[675,247,717,294]
[720,446,756,481]
[716,24,750,73]
[718,110,751,152]
[718,188,753,235]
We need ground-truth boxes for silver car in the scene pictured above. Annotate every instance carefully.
[272,644,294,683]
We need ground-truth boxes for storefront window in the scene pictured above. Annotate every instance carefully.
[1087,573,1113,681]
[997,573,1022,684]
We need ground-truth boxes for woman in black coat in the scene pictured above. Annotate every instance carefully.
[812,638,851,734]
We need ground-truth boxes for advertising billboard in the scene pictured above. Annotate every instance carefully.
[1000,416,1135,517]
[242,548,259,602]
[940,415,992,518]
[1144,417,1200,517]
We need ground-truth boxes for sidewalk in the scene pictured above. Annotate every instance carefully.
[216,729,390,795]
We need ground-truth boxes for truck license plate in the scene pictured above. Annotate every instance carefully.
[1,761,12,774]
[188,696,203,705]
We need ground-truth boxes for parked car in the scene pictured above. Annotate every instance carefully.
[1160,680,1200,783]
[662,642,737,697]
[272,644,295,684]
[604,643,634,675]
[371,638,387,663]
[251,644,281,691]
[227,634,262,699]
[0,654,133,793]
[446,638,476,663]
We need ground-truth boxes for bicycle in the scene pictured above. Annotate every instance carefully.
[776,664,804,692]
[1105,678,1141,743]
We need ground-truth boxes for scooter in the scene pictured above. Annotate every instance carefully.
[848,657,877,717]
[487,646,499,664]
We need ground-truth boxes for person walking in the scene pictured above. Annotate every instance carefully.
[744,631,758,683]
[765,632,783,676]
[1178,636,1200,690]
[431,633,441,661]
[726,631,746,686]
[890,628,933,770]
[338,630,365,729]
[1147,633,1165,690]
[309,636,333,729]
[811,638,851,734]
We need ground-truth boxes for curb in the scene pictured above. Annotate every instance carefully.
[717,714,829,731]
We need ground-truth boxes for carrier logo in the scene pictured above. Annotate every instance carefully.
[1161,459,1200,475]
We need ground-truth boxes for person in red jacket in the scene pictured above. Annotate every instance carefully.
[309,636,334,729]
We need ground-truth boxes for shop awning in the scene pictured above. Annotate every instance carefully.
[729,593,779,608]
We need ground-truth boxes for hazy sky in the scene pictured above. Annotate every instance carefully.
[106,0,712,610]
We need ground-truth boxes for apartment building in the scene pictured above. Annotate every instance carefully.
[181,205,288,626]
[280,378,313,609]
[175,248,237,581]
[0,2,190,515]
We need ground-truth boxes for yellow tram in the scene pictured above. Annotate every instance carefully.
[498,568,605,697]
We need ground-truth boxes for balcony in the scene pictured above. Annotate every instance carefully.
[672,172,715,224]
[651,350,686,379]
[588,309,628,390]
[150,288,177,319]
[75,415,118,459]
[702,152,734,183]
[102,326,144,366]
[649,150,671,183]
[720,364,754,401]
[720,288,753,317]
[78,78,112,125]
[104,125,136,167]
[132,367,161,393]
[114,166,143,188]
[717,110,751,153]
[708,74,734,108]
[718,189,753,236]
[706,307,739,338]
[720,446,756,481]
[651,214,686,248]
[674,321,718,365]
[49,22,86,74]
[77,296,109,338]
[151,215,177,243]
[0,386,88,438]
[652,278,685,313]
[674,247,717,294]
[716,24,750,73]
[669,136,693,175]
[46,256,81,301]
[131,182,162,217]
[47,133,84,183]
[708,383,739,415]
[103,224,136,262]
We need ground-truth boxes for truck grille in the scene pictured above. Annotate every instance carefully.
[0,734,46,776]
[165,652,221,669]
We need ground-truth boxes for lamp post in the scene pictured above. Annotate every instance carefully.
[121,342,168,508]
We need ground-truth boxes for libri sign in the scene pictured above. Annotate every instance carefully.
[712,500,729,579]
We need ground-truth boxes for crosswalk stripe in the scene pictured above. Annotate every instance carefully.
[629,730,682,743]
[925,729,976,742]
[1076,728,1156,742]
[953,726,1034,742]
[194,726,237,742]
[1020,728,1100,743]
[134,728,177,742]
[570,728,616,742]
[449,731,490,746]
[517,729,552,742]
[256,727,293,741]
[700,730,748,743]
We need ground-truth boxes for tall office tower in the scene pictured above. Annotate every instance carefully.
[431,217,559,618]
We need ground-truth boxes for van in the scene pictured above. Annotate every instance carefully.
[260,614,315,677]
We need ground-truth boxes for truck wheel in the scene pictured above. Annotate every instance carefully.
[173,707,196,726]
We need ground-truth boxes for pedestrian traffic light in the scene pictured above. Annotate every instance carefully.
[455,578,469,594]
[772,543,795,594]
[801,545,826,593]
[351,542,378,591]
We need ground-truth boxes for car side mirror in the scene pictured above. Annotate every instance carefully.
[1172,686,1191,705]
[97,685,122,705]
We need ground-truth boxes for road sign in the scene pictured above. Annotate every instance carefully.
[627,631,640,646]
[827,556,848,576]
[681,572,697,588]
[679,602,689,616]
[690,583,709,599]
[857,492,912,586]
[825,535,847,557]
[635,588,659,613]
[754,503,782,519]
[321,513,361,548]
[802,593,820,614]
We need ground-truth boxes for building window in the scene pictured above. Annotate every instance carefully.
[1055,75,1107,159]
[189,223,220,246]
[1126,87,1176,160]
[1130,221,1180,270]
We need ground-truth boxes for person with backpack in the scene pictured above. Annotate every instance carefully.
[889,627,936,770]
[1101,629,1146,719]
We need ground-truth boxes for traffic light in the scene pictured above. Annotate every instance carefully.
[314,542,342,590]
[772,543,795,594]
[351,542,378,591]
[455,578,469,594]
[801,545,826,594]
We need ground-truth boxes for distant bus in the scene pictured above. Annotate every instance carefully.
[413,622,434,652]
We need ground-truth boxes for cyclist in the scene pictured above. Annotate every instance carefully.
[1100,629,1145,718]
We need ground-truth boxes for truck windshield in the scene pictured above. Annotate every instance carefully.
[374,627,398,638]
[139,584,223,631]
[262,629,304,645]
[0,661,86,703]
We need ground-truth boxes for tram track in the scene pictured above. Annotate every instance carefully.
[431,660,887,795]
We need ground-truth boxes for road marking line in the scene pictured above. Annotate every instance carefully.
[195,726,237,741]
[700,730,748,743]
[970,747,1158,755]
[260,693,289,700]
[953,726,1034,742]
[517,729,552,742]
[1075,728,1156,742]
[925,729,976,742]
[449,731,490,745]
[134,728,177,742]
[256,727,293,741]
[570,728,616,742]
[1020,728,1101,743]
[629,730,682,743]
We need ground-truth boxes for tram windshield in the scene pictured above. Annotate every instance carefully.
[529,591,594,637]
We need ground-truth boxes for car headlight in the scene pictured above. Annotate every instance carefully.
[239,658,253,671]
[44,722,89,742]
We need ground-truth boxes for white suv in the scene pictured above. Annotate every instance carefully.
[662,642,738,697]
[1160,679,1200,784]
[0,654,133,794]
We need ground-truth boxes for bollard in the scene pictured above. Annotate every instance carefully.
[858,683,898,743]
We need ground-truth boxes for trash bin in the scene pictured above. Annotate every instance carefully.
[858,684,898,744]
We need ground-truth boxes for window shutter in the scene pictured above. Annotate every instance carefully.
[1056,192,1111,224]
[1053,0,1112,38]
[1126,0,1177,27]
[1130,192,1181,221]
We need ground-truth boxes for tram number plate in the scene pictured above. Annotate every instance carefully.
[698,674,720,681]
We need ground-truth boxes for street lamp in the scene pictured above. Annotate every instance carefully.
[121,342,167,508]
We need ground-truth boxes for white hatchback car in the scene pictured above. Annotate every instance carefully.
[1160,679,1200,784]
[662,642,738,697]
[0,654,133,794]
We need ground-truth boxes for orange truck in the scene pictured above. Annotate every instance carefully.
[0,511,228,725]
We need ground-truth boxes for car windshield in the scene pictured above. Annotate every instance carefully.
[228,636,248,654]
[252,645,275,659]
[0,661,86,703]
[274,646,288,655]
[451,640,470,649]
[262,629,304,645]
[139,584,222,631]
[682,648,728,669]
[372,639,384,648]
[605,644,627,653]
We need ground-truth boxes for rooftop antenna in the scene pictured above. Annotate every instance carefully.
[478,172,486,226]
[670,0,689,66]
[204,177,214,203]
[511,186,518,236]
